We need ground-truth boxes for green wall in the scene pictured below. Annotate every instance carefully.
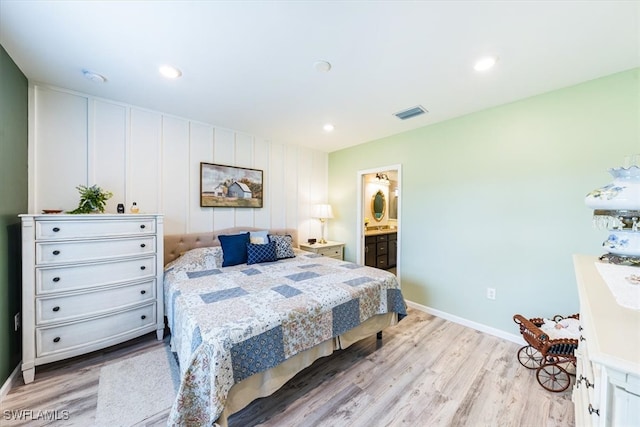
[329,68,639,334]
[0,44,28,385]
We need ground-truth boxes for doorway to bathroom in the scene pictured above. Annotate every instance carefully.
[356,164,401,278]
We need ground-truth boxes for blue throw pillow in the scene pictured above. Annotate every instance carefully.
[219,232,250,267]
[268,234,296,259]
[247,241,278,264]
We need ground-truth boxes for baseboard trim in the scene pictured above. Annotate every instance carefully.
[0,363,21,403]
[405,300,524,345]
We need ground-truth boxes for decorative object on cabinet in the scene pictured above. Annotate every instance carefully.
[585,154,640,265]
[19,213,164,384]
[200,162,263,208]
[371,190,386,221]
[572,255,640,426]
[67,184,113,214]
[513,313,580,392]
[117,203,125,213]
[130,202,139,213]
[311,203,334,244]
[299,240,344,260]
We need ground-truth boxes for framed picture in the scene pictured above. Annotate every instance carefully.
[200,162,263,208]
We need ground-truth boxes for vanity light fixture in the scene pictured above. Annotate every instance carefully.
[474,56,498,72]
[375,173,390,185]
[159,65,182,79]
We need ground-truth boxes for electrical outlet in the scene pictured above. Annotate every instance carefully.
[14,312,21,331]
[486,288,496,300]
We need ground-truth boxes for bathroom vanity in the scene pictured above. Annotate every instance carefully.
[364,228,397,270]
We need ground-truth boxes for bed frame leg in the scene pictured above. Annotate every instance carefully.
[377,331,382,340]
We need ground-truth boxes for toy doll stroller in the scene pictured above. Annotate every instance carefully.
[513,313,580,392]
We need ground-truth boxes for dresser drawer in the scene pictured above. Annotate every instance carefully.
[317,246,343,259]
[36,303,156,358]
[36,256,156,294]
[36,279,156,324]
[36,236,156,265]
[36,218,156,240]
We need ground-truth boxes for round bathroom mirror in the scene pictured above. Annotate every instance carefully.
[371,190,386,221]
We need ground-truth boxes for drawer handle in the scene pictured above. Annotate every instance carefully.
[588,404,600,416]
[53,277,60,282]
[140,243,146,248]
[140,266,146,270]
[140,224,146,229]
[140,290,146,295]
[52,227,60,232]
[52,250,60,255]
[52,306,60,312]
[141,315,147,320]
[53,337,61,343]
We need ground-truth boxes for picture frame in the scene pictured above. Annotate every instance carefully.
[200,162,263,208]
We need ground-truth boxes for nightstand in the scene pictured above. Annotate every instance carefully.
[299,241,344,260]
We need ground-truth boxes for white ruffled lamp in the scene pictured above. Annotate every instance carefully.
[312,204,334,244]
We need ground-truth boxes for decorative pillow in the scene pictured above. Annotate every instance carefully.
[249,230,269,244]
[164,246,223,272]
[268,234,296,259]
[219,232,250,266]
[247,241,278,264]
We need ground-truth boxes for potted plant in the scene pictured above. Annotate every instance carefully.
[68,184,113,214]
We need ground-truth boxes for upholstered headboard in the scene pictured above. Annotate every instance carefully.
[163,227,298,266]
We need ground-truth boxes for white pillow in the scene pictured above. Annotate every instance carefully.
[165,246,223,272]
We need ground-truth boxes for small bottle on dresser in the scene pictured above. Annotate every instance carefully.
[130,202,139,213]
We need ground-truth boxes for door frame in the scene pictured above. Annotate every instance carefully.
[356,164,402,280]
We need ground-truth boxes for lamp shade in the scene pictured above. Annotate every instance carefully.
[312,204,334,219]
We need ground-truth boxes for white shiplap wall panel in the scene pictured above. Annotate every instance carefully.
[162,116,190,234]
[269,142,286,229]
[284,144,299,232]
[253,138,271,229]
[189,122,214,233]
[30,85,328,247]
[234,133,255,228]
[212,128,236,230]
[33,87,88,213]
[129,109,161,214]
[296,146,313,243]
[92,100,126,214]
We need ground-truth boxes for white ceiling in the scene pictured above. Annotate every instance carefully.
[1,1,638,153]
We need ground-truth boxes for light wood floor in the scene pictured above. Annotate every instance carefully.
[1,308,574,426]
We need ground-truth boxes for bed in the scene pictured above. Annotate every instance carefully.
[163,227,407,426]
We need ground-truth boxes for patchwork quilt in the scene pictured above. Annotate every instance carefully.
[164,248,406,425]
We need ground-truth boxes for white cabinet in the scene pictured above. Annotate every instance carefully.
[572,255,640,426]
[20,214,164,383]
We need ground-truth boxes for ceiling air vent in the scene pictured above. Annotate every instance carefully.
[394,105,427,120]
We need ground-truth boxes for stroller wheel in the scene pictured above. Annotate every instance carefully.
[536,363,571,392]
[517,345,543,369]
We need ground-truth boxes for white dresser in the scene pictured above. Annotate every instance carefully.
[572,255,640,426]
[20,214,164,383]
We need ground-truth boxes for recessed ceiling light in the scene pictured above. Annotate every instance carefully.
[323,123,335,132]
[159,65,182,79]
[474,56,498,72]
[82,69,106,83]
[314,60,332,73]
